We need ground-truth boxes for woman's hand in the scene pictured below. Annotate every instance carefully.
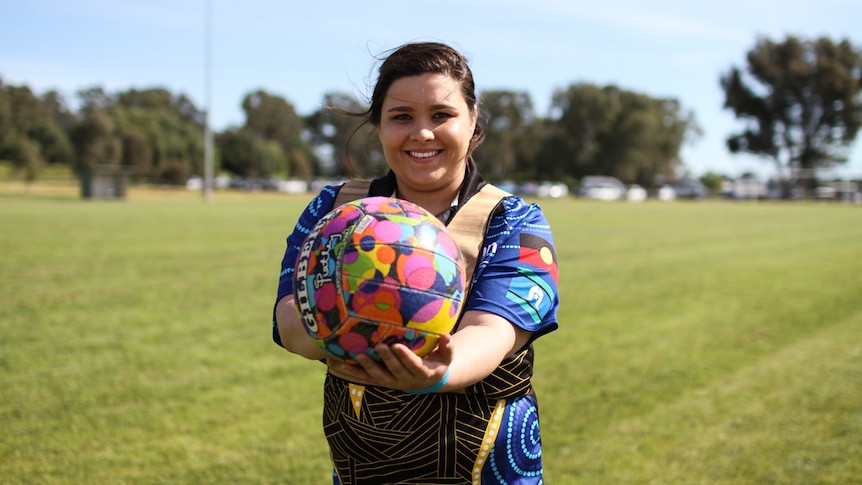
[332,333,455,392]
[330,311,533,393]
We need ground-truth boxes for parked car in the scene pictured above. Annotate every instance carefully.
[275,179,309,193]
[508,181,569,198]
[766,180,803,200]
[831,181,861,202]
[536,181,569,198]
[497,180,518,194]
[576,176,626,200]
[516,181,540,197]
[656,185,677,201]
[815,185,837,199]
[626,184,647,202]
[186,176,203,190]
[727,177,768,199]
[673,178,708,199]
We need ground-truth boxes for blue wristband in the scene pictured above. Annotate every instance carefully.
[404,368,450,395]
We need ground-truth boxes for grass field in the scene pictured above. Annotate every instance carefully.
[1,181,861,484]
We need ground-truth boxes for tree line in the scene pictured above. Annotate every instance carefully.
[0,79,697,188]
[1,34,860,191]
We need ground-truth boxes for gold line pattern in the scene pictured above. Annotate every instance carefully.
[472,400,506,485]
[323,347,534,484]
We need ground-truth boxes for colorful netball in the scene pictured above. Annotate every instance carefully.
[293,197,467,362]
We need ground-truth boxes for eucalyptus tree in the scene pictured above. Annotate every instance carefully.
[474,90,535,182]
[108,88,204,180]
[305,92,382,178]
[721,35,862,186]
[216,127,279,179]
[71,107,121,173]
[241,89,313,178]
[0,81,74,179]
[538,83,698,186]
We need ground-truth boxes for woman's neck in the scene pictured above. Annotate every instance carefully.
[395,184,460,216]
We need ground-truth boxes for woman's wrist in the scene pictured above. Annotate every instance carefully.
[404,368,450,395]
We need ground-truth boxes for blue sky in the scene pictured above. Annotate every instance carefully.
[2,0,861,179]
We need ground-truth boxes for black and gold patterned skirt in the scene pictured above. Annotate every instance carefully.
[324,348,544,484]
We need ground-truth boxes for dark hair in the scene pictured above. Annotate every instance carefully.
[366,42,485,156]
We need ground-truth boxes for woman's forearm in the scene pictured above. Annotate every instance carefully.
[443,310,532,391]
[275,295,329,360]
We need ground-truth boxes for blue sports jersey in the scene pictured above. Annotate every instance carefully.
[273,175,560,484]
[275,185,559,341]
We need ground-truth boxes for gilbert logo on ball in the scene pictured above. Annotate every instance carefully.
[294,197,467,362]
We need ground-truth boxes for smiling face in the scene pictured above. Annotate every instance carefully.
[378,73,478,210]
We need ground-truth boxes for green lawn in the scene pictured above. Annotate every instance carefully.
[1,183,860,484]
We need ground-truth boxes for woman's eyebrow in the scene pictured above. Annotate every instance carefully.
[386,103,456,113]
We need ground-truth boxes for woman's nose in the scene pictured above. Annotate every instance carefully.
[410,125,434,142]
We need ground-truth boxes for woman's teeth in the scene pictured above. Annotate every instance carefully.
[410,150,439,159]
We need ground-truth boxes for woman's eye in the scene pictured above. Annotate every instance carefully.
[433,112,454,120]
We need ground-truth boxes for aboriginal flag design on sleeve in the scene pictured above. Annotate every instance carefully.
[505,233,558,325]
[518,233,558,282]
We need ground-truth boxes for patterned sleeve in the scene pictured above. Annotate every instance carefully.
[464,196,560,341]
[272,184,340,346]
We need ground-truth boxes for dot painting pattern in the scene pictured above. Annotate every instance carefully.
[483,395,543,484]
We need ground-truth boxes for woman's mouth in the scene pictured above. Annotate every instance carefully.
[408,150,441,159]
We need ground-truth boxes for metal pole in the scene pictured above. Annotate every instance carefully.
[203,0,214,202]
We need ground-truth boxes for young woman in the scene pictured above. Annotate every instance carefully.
[273,42,559,484]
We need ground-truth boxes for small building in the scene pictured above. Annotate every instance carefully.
[80,165,131,199]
